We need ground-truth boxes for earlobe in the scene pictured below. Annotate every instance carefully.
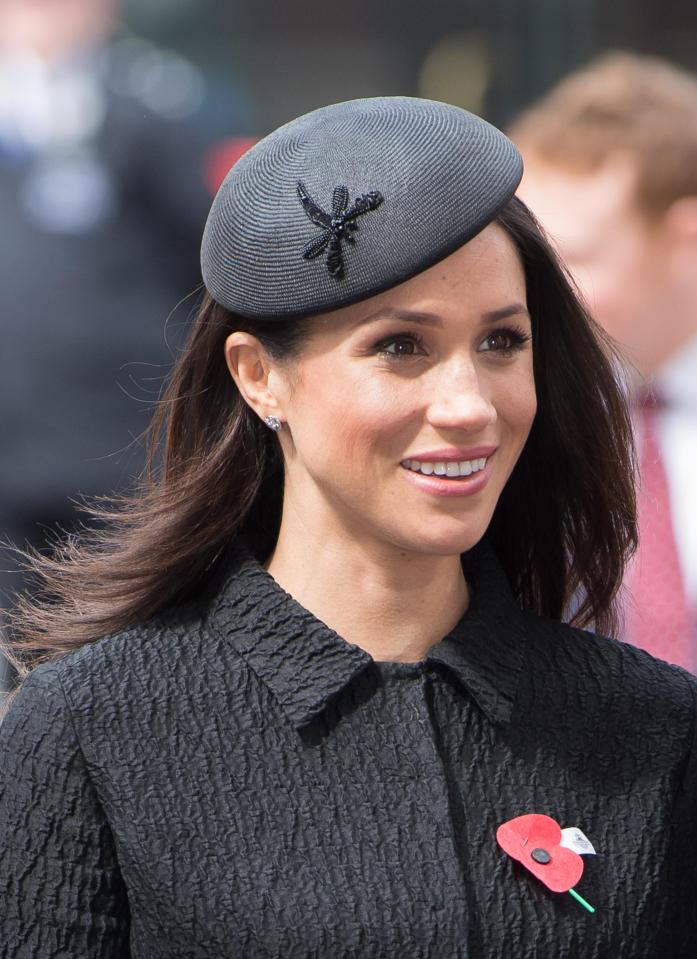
[224,332,283,422]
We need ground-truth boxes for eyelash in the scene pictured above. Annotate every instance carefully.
[374,332,428,359]
[479,326,532,356]
[373,326,532,359]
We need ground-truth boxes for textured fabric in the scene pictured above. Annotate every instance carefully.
[626,403,695,671]
[2,542,697,957]
[200,97,522,319]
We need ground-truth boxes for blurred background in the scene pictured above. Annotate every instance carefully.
[3,0,697,691]
[122,0,697,129]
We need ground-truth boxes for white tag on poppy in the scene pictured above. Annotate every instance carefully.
[560,826,596,855]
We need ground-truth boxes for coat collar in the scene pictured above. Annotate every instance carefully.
[211,540,527,729]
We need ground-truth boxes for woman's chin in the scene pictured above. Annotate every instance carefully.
[387,525,488,559]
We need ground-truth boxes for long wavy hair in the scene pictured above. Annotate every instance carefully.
[2,197,637,696]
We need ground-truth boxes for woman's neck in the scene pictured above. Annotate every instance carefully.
[265,512,469,663]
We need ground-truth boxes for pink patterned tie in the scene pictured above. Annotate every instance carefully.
[625,399,694,671]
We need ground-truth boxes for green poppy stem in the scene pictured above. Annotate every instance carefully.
[568,887,595,913]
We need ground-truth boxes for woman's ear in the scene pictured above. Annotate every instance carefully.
[224,332,284,421]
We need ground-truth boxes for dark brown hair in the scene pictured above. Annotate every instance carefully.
[2,197,636,696]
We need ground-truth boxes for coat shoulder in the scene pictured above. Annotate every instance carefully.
[520,611,697,734]
[33,596,246,719]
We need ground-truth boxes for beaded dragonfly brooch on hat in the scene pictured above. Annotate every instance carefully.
[297,181,383,279]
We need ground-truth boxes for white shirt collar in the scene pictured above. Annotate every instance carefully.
[655,332,697,412]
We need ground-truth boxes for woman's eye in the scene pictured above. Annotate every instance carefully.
[478,328,530,355]
[376,334,426,358]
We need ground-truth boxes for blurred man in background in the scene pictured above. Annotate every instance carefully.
[510,52,697,671]
[0,0,210,691]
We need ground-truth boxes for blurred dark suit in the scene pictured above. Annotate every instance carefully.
[0,42,210,687]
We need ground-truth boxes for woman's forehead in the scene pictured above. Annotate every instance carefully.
[315,224,527,330]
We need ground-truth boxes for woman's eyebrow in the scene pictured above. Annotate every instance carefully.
[351,308,443,329]
[352,303,530,328]
[482,303,531,324]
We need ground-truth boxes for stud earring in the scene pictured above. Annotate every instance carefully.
[264,415,282,432]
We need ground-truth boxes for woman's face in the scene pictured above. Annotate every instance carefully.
[268,222,537,558]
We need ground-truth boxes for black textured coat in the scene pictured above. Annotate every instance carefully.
[2,543,696,958]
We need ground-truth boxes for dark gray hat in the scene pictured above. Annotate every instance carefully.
[201,96,522,319]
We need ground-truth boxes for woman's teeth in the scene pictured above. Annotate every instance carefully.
[402,457,488,478]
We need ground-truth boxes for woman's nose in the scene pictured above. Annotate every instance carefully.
[426,369,497,432]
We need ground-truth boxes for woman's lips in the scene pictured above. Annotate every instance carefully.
[401,445,497,463]
[399,450,496,497]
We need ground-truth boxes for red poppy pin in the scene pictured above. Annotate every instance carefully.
[496,813,596,913]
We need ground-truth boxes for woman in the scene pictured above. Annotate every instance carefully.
[1,97,695,958]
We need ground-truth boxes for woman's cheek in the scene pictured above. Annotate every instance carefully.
[498,361,537,421]
[331,395,397,455]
